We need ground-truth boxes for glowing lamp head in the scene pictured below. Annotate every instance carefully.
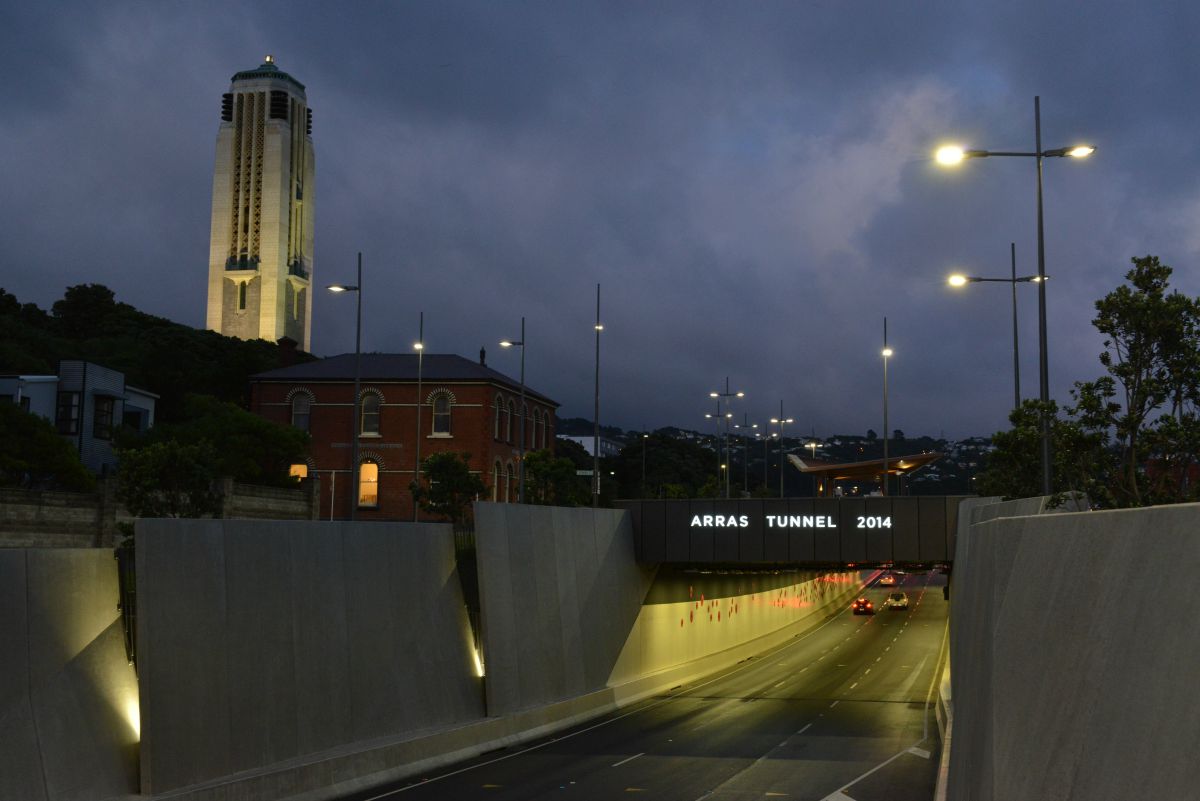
[499,340,514,348]
[935,145,966,165]
[709,392,719,398]
[1066,145,1096,158]
[882,347,894,358]
[736,392,745,398]
[326,285,350,293]
[948,274,969,287]
[414,342,424,351]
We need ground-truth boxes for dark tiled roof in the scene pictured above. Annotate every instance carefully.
[252,353,557,406]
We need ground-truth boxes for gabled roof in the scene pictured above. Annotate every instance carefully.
[252,353,558,406]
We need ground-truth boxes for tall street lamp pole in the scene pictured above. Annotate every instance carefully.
[734,414,758,496]
[499,318,526,503]
[770,403,794,498]
[641,432,649,498]
[593,284,602,508]
[327,252,362,520]
[936,98,1095,494]
[948,243,1043,412]
[412,312,424,522]
[881,318,892,497]
[710,378,744,499]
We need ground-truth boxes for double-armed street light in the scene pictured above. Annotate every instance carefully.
[327,252,363,520]
[710,378,745,498]
[499,318,527,503]
[769,403,794,498]
[947,243,1045,412]
[593,284,603,508]
[936,97,1095,495]
[412,313,424,522]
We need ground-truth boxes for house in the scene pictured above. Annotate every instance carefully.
[0,360,158,474]
[249,352,558,520]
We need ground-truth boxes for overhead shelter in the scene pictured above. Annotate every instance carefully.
[787,451,943,496]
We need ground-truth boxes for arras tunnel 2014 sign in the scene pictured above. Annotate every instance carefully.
[616,497,970,564]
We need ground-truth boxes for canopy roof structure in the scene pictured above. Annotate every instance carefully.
[787,451,944,494]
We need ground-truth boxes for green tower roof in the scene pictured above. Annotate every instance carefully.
[232,56,305,93]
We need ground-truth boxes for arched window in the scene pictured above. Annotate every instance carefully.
[492,461,501,501]
[358,460,379,508]
[505,400,514,443]
[291,394,311,432]
[494,396,503,440]
[360,393,381,436]
[539,410,548,449]
[237,281,248,311]
[523,404,532,448]
[432,394,451,435]
[503,462,513,502]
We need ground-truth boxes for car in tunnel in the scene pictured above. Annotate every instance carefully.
[886,591,909,610]
[851,597,875,615]
[878,574,897,586]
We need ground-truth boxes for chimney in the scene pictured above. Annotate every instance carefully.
[479,346,487,366]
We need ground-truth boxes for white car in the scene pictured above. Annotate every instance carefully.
[885,591,909,610]
[879,574,897,586]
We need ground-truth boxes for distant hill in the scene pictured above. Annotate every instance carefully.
[0,284,313,422]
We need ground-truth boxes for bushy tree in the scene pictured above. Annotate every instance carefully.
[524,448,588,506]
[412,452,485,525]
[610,432,720,499]
[115,440,222,518]
[0,403,95,492]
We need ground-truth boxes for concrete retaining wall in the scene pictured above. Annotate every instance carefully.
[474,503,654,716]
[0,549,139,801]
[136,519,483,796]
[947,502,1200,800]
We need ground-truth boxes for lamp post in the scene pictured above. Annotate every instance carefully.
[805,440,821,495]
[710,378,744,499]
[948,243,1043,412]
[641,432,649,498]
[733,414,758,496]
[412,312,424,522]
[881,318,892,497]
[770,403,794,498]
[764,433,774,488]
[704,402,725,493]
[499,318,526,503]
[327,252,362,520]
[936,97,1095,495]
[593,284,602,508]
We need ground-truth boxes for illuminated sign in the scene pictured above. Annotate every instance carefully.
[689,514,891,530]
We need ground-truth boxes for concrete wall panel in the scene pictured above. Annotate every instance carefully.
[138,519,482,795]
[0,549,138,801]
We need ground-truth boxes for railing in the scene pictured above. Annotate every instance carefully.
[114,540,137,671]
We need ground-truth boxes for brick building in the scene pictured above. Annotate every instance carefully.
[250,352,557,520]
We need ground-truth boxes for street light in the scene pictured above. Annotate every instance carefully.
[641,432,649,498]
[327,252,362,520]
[734,414,759,496]
[499,317,526,503]
[936,97,1095,495]
[710,378,744,498]
[881,318,892,497]
[769,402,794,498]
[412,313,424,522]
[593,284,602,508]
[947,243,1044,412]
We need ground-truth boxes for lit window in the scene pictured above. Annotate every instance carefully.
[360,394,380,435]
[55,392,80,435]
[289,463,308,480]
[93,396,115,441]
[358,461,379,508]
[433,394,451,434]
[291,394,311,431]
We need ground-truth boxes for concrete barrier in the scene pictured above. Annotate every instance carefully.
[947,501,1200,800]
[0,549,139,801]
[137,519,483,796]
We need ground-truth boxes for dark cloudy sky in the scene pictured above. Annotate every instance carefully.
[3,2,1197,439]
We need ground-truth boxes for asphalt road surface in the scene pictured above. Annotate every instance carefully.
[345,571,948,801]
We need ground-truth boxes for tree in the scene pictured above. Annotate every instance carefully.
[115,440,222,518]
[118,394,309,486]
[610,432,719,499]
[412,452,485,525]
[0,403,95,492]
[524,449,588,506]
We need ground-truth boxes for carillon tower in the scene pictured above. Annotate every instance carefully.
[206,56,315,351]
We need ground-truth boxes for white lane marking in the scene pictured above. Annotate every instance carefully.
[797,723,813,735]
[612,752,645,767]
[774,681,786,688]
[829,701,839,708]
[800,666,809,672]
[864,668,871,675]
[908,746,932,759]
[849,682,858,689]
[875,656,882,662]
[885,646,891,652]
[819,742,926,800]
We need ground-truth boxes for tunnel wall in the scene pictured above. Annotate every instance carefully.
[0,549,139,801]
[137,519,483,795]
[948,502,1200,800]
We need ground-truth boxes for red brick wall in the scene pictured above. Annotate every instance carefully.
[251,379,556,520]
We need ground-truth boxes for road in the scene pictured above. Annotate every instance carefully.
[345,571,948,801]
